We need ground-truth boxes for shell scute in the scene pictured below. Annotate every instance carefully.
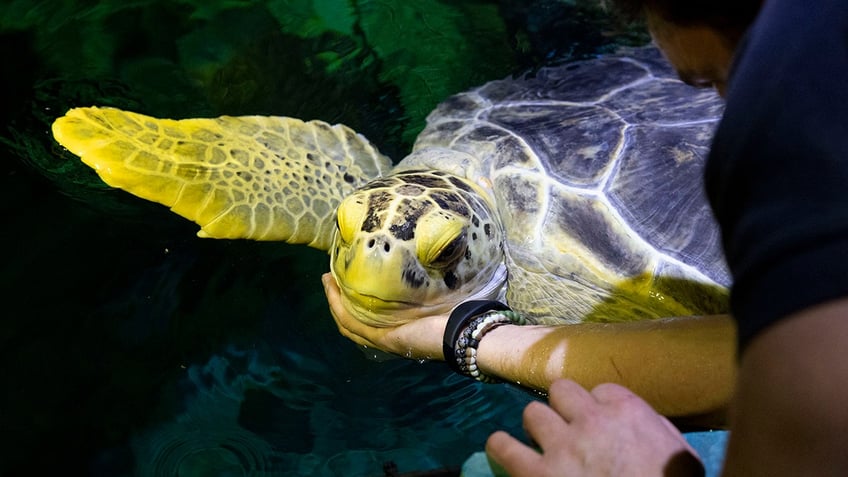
[410,46,730,323]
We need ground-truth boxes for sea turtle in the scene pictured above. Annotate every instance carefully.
[51,46,729,327]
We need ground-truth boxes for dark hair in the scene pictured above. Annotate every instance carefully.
[603,0,761,45]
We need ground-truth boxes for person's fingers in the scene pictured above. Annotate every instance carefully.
[332,317,372,347]
[521,401,569,449]
[591,382,640,404]
[321,273,346,326]
[546,379,598,423]
[321,273,341,309]
[321,273,376,347]
[591,382,702,458]
[657,414,702,457]
[486,430,544,476]
[322,273,354,328]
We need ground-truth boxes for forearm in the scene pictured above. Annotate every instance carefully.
[476,315,737,419]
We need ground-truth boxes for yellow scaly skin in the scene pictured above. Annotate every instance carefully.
[330,170,507,326]
[51,107,508,326]
[52,106,393,248]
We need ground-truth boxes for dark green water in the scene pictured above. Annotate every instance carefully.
[0,1,646,475]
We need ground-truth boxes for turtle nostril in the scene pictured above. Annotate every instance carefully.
[366,237,391,253]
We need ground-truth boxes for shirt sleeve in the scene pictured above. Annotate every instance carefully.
[705,0,848,351]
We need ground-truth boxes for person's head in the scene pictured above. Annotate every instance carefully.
[605,0,763,95]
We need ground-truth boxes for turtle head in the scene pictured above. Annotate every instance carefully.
[330,170,506,327]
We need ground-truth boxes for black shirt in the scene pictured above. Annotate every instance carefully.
[705,0,848,350]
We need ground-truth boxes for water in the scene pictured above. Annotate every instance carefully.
[0,1,646,475]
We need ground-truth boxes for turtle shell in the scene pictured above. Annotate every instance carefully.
[409,47,729,324]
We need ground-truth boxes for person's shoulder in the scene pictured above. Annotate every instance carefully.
[706,0,848,350]
[728,0,848,92]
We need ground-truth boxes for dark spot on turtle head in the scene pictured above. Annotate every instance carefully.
[361,191,391,232]
[344,173,355,184]
[430,191,469,216]
[388,198,429,240]
[443,270,459,290]
[403,267,426,288]
[401,252,427,288]
[471,215,480,227]
[389,222,415,240]
[484,223,492,237]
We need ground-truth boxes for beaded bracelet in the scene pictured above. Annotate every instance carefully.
[443,300,527,383]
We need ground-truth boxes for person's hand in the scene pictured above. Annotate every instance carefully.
[322,273,448,360]
[486,379,704,477]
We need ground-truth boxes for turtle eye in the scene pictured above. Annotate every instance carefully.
[429,232,467,268]
[415,211,467,267]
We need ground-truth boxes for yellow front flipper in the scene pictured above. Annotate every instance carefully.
[52,107,393,250]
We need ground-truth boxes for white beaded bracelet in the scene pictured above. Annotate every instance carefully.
[455,309,527,383]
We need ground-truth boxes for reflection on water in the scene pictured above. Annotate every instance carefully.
[1,0,644,474]
[127,345,535,476]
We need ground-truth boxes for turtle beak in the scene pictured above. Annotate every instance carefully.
[332,233,421,307]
